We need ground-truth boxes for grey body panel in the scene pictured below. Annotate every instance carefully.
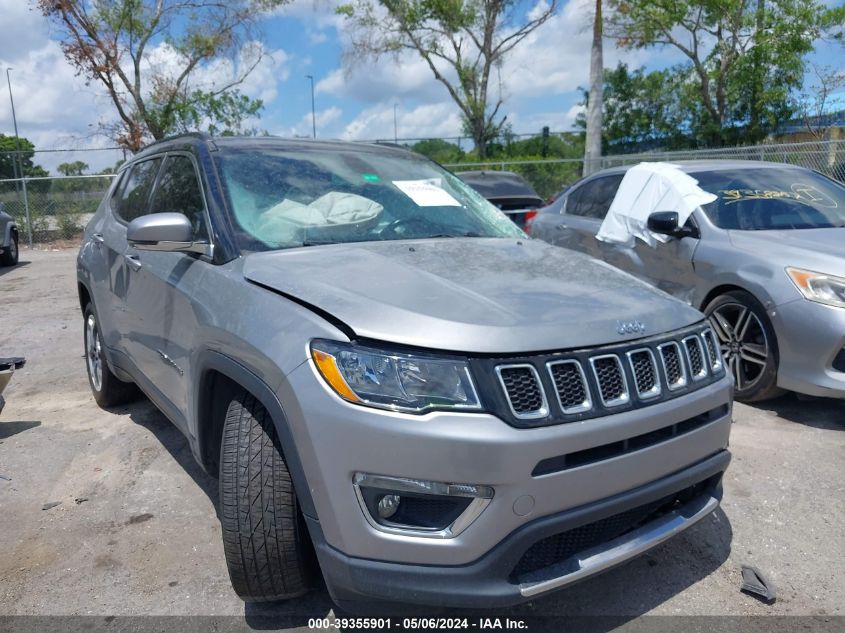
[243,238,703,353]
[0,210,16,250]
[532,160,845,398]
[76,136,734,606]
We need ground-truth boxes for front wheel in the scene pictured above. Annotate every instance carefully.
[219,390,315,602]
[705,290,784,402]
[0,232,18,266]
[83,303,139,407]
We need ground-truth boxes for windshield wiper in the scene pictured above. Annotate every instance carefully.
[428,231,482,238]
[300,240,338,247]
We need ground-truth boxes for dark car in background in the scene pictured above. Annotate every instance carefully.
[532,160,845,402]
[457,170,544,229]
[0,207,19,266]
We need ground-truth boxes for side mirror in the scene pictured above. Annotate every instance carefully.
[647,211,698,239]
[127,212,208,254]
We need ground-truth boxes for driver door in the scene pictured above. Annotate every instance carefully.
[123,153,211,422]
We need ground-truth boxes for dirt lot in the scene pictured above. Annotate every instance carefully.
[1,248,844,624]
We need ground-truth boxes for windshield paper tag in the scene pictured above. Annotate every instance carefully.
[392,179,461,207]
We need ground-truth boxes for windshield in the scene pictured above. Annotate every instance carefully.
[696,168,845,230]
[215,144,524,251]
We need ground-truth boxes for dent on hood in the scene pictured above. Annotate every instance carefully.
[243,238,704,354]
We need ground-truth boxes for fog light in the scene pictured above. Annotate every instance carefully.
[377,494,400,519]
[353,473,493,538]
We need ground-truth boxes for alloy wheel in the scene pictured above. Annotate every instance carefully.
[708,302,769,392]
[86,314,103,392]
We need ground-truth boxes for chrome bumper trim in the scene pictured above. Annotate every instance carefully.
[519,493,719,597]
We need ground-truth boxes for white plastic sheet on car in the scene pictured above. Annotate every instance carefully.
[596,162,717,247]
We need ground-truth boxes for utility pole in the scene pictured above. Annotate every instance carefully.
[306,75,316,139]
[393,103,398,144]
[6,68,32,247]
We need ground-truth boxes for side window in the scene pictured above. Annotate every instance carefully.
[564,186,584,216]
[568,175,623,219]
[115,158,162,223]
[149,155,208,240]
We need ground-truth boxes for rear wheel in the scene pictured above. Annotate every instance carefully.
[705,290,784,402]
[0,232,18,266]
[83,303,139,407]
[219,390,314,602]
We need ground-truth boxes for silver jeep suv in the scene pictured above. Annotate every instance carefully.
[77,135,733,608]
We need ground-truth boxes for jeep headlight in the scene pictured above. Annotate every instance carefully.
[310,340,482,413]
[786,267,845,309]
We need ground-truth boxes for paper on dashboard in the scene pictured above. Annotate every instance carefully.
[393,179,461,207]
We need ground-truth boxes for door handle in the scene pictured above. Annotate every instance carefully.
[125,254,142,271]
[92,233,104,244]
[556,223,569,230]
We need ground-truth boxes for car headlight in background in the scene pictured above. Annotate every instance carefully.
[786,267,845,309]
[310,340,482,413]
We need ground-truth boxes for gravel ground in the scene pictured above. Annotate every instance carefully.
[0,248,843,626]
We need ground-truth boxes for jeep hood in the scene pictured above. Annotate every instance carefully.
[243,238,703,353]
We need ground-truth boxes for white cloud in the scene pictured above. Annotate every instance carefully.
[311,0,663,137]
[270,0,347,36]
[0,1,116,173]
[500,0,657,104]
[508,104,585,132]
[0,1,51,60]
[316,57,447,104]
[339,101,463,141]
[143,41,290,106]
[280,105,344,137]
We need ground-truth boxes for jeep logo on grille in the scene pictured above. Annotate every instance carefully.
[617,320,646,335]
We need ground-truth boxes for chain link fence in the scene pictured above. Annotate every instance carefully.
[599,139,845,179]
[2,138,843,246]
[445,139,845,201]
[0,174,114,246]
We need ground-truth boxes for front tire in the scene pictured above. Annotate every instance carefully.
[83,303,139,407]
[0,232,18,266]
[705,290,784,402]
[219,390,314,602]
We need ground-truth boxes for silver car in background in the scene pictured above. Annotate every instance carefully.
[532,160,845,402]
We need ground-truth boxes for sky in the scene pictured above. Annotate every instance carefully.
[0,0,842,173]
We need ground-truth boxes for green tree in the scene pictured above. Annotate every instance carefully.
[577,64,694,153]
[0,134,49,179]
[607,0,826,145]
[337,0,559,159]
[411,139,466,164]
[162,89,264,137]
[502,132,584,160]
[38,0,288,152]
[57,161,89,176]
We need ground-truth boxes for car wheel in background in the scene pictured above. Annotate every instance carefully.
[0,232,18,266]
[83,303,139,407]
[705,290,785,402]
[219,390,315,602]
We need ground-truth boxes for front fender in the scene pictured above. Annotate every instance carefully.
[192,349,317,519]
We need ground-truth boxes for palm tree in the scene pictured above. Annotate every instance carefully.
[584,0,603,176]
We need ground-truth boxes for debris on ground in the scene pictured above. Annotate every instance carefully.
[0,474,10,481]
[74,497,88,505]
[41,501,61,511]
[740,564,777,604]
